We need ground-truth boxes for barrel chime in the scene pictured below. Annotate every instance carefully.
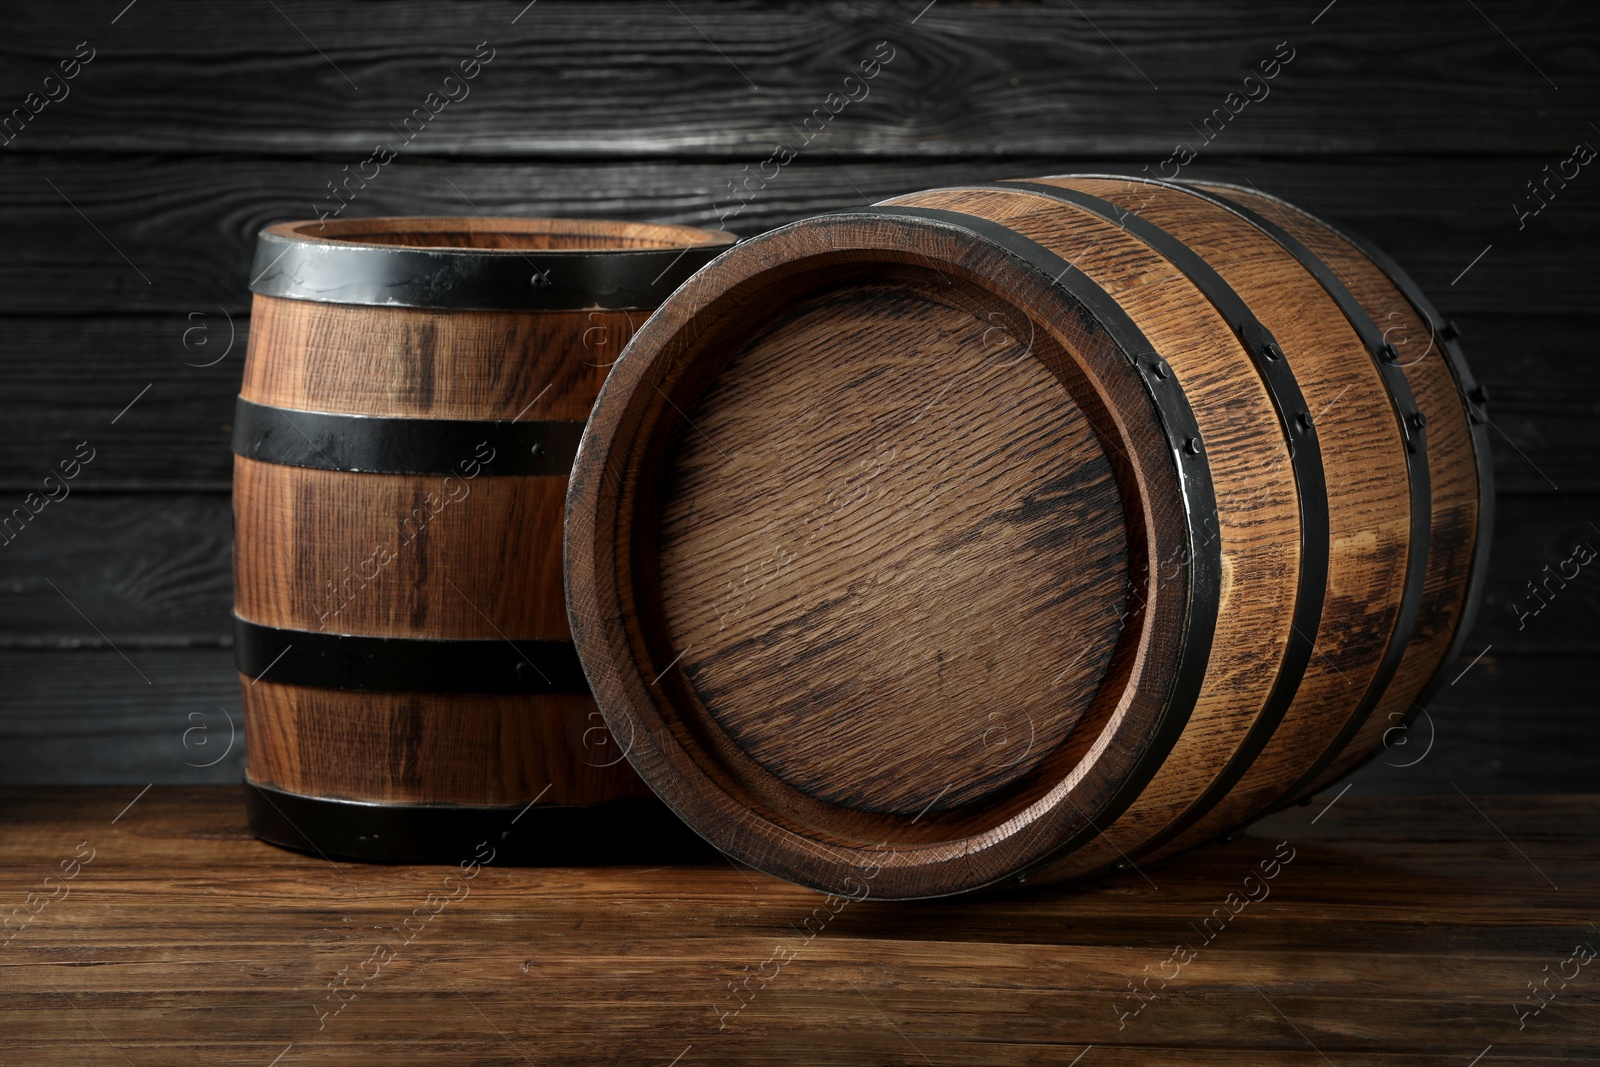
[235,177,1490,898]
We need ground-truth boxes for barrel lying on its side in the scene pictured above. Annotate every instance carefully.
[563,177,1489,898]
[234,216,735,863]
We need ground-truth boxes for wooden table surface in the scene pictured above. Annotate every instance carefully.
[1,787,1595,1065]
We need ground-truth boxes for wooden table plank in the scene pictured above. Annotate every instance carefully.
[1,788,1595,1064]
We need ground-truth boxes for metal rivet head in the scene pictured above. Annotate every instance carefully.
[1151,360,1170,380]
[1469,384,1490,406]
[1410,411,1428,430]
[1296,411,1313,431]
[513,661,530,678]
[1184,437,1203,456]
[1379,344,1400,364]
[531,271,553,290]
[1262,342,1281,362]
[1112,861,1128,872]
[1441,320,1461,341]
[530,443,542,456]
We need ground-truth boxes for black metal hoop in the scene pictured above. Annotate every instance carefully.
[250,223,734,312]
[243,779,718,865]
[234,618,590,695]
[861,204,1222,880]
[232,398,583,476]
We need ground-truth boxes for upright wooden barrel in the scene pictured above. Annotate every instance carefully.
[235,216,734,863]
[564,177,1490,899]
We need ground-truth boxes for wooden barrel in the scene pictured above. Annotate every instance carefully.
[564,177,1490,899]
[234,215,735,863]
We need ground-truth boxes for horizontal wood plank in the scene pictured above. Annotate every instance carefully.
[0,644,1591,793]
[0,1,1593,158]
[1,308,1591,495]
[0,155,1593,315]
[0,651,243,785]
[2,488,1597,650]
[0,788,1593,1064]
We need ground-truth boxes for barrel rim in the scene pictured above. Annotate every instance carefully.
[564,206,1217,899]
[250,216,738,312]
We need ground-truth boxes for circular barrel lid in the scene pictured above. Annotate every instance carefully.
[565,209,1214,899]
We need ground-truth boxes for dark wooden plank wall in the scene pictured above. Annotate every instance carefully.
[0,0,1594,792]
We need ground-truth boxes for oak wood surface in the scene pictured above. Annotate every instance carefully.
[1032,176,1418,859]
[1196,185,1483,796]
[232,459,571,641]
[242,296,621,422]
[242,686,650,806]
[0,786,1594,1064]
[566,211,1211,897]
[571,178,1474,895]
[885,184,1307,882]
[656,275,1131,817]
[231,220,732,816]
[1,0,1593,849]
[6,647,1590,795]
[0,311,1585,497]
[2,489,1589,658]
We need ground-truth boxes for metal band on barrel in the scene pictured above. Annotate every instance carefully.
[234,618,591,695]
[243,779,717,865]
[862,204,1222,881]
[1192,179,1495,768]
[978,179,1331,859]
[232,397,583,476]
[1119,175,1433,805]
[249,229,732,311]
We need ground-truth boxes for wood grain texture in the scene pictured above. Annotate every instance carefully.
[657,276,1131,816]
[6,647,1594,793]
[0,155,1593,317]
[1195,185,1482,797]
[0,0,1592,808]
[1034,176,1415,860]
[0,311,1588,496]
[242,297,621,422]
[4,1,1596,156]
[0,787,1595,1064]
[885,184,1304,882]
[242,685,650,806]
[0,488,1583,656]
[566,209,1212,898]
[232,458,571,640]
[230,219,735,819]
[568,176,1494,895]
